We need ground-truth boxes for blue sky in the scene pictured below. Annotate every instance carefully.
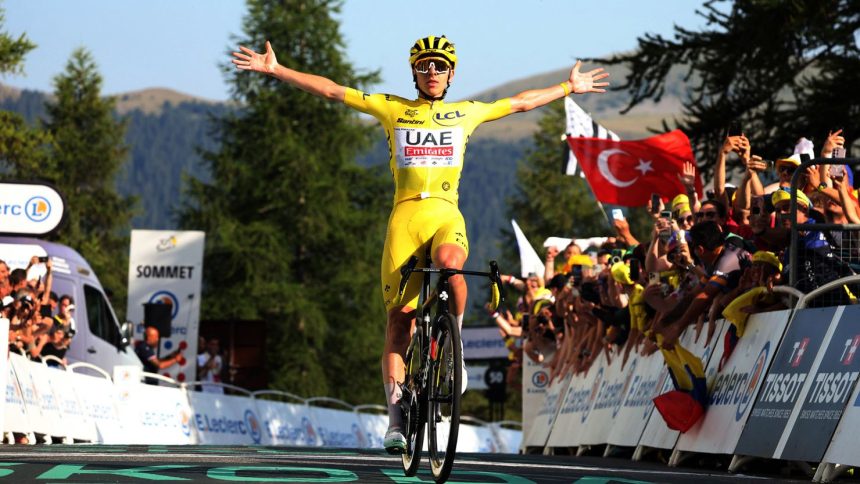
[2,0,707,101]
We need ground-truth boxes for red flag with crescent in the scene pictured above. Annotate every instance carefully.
[567,129,701,207]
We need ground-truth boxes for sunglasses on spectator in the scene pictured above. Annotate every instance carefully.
[695,211,719,220]
[413,58,451,75]
[674,215,694,224]
[778,165,796,174]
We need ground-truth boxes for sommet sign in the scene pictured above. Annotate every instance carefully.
[0,182,65,236]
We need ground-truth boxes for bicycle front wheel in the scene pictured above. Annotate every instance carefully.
[427,313,461,482]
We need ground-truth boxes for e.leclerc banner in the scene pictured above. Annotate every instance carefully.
[127,230,205,383]
[735,306,839,458]
[0,182,65,236]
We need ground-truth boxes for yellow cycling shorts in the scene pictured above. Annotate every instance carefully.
[381,198,469,311]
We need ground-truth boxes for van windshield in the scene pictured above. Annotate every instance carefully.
[84,284,122,347]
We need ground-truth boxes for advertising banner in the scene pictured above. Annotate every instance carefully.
[68,371,126,444]
[821,362,860,467]
[777,306,860,461]
[607,351,667,448]
[637,322,722,451]
[307,406,369,448]
[577,353,626,445]
[490,424,523,454]
[457,423,500,453]
[3,355,32,434]
[356,412,388,449]
[9,355,64,438]
[255,399,321,446]
[0,318,8,434]
[521,351,551,441]
[0,182,65,236]
[462,327,508,360]
[44,366,97,442]
[187,391,268,445]
[546,361,603,448]
[126,230,205,383]
[525,372,572,448]
[676,311,790,455]
[114,383,196,444]
[735,306,840,458]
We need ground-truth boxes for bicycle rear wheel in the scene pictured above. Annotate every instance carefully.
[400,327,425,476]
[427,313,461,482]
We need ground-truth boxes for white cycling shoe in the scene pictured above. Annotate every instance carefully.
[384,427,406,454]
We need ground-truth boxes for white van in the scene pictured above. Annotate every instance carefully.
[1,236,140,373]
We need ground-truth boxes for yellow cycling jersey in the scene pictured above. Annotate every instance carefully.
[344,88,513,205]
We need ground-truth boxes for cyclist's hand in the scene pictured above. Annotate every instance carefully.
[232,41,278,75]
[568,60,609,95]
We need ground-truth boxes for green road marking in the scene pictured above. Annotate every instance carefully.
[254,450,359,456]
[148,446,170,453]
[380,468,535,483]
[0,463,21,478]
[207,466,357,482]
[37,464,194,481]
[574,478,655,484]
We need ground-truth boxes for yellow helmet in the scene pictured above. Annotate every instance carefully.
[409,35,457,68]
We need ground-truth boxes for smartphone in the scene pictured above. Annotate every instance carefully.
[751,196,764,216]
[648,272,660,286]
[660,210,672,220]
[522,314,530,332]
[650,193,661,214]
[727,122,743,137]
[630,259,640,281]
[38,256,49,263]
[829,164,845,179]
[833,147,846,159]
[40,306,52,318]
[611,208,625,221]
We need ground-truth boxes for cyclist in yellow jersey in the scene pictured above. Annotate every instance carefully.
[232,35,608,453]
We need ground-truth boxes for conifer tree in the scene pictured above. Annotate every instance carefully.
[42,48,135,315]
[600,0,860,176]
[181,0,388,401]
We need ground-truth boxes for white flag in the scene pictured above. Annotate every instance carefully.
[511,219,545,279]
[564,97,620,176]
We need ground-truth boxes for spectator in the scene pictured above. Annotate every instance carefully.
[197,337,224,393]
[135,326,182,384]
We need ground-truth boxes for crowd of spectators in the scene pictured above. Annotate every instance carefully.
[493,130,857,429]
[2,256,76,367]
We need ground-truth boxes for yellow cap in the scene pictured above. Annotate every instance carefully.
[611,262,634,285]
[771,189,811,209]
[568,254,593,267]
[752,251,782,272]
[775,154,802,167]
[671,194,689,212]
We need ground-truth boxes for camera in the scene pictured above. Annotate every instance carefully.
[610,249,623,265]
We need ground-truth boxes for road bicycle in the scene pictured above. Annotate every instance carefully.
[393,249,503,483]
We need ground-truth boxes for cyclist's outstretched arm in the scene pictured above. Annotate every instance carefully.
[232,41,347,102]
[508,60,609,113]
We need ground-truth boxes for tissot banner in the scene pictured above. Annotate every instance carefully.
[126,230,205,383]
[0,182,65,236]
[735,306,839,458]
[778,306,860,461]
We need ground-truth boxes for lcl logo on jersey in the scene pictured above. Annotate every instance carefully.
[790,337,810,368]
[433,110,465,126]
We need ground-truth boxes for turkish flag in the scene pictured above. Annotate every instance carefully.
[567,129,702,207]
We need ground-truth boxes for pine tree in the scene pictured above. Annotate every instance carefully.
[0,6,47,178]
[600,0,860,177]
[181,0,388,402]
[42,48,135,316]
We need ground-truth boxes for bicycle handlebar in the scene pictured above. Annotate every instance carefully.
[393,257,505,310]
